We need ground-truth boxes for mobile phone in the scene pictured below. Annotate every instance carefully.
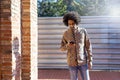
[69,41,75,44]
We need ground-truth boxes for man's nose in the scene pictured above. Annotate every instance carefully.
[69,25,74,27]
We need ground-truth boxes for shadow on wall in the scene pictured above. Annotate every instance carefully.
[12,37,21,80]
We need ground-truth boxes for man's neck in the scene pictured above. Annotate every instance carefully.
[70,26,78,30]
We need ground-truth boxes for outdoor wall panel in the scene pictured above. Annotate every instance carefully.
[38,17,120,70]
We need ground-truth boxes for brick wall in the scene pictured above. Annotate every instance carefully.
[0,0,38,79]
[0,0,12,80]
[21,0,31,80]
[21,0,38,79]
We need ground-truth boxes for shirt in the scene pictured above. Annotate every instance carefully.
[60,27,92,66]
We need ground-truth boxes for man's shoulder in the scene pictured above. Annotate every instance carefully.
[62,29,68,36]
[78,27,86,32]
[63,28,69,33]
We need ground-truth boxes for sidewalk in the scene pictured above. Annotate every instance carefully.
[38,69,120,80]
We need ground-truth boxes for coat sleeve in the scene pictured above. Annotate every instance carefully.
[84,29,93,62]
[60,32,70,51]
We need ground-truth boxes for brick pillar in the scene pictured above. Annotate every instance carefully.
[0,0,38,79]
[21,0,31,80]
[0,0,12,80]
[21,0,38,79]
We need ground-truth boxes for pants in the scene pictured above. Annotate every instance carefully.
[69,64,90,80]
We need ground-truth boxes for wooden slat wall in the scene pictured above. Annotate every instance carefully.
[38,16,120,70]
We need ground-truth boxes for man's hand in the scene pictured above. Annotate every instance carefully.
[88,61,92,70]
[66,41,75,48]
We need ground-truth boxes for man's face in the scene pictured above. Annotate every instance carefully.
[68,20,75,28]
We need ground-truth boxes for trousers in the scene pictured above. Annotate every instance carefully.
[69,64,90,80]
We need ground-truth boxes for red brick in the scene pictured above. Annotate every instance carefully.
[0,0,38,79]
[2,62,11,66]
[1,66,11,71]
[2,70,12,74]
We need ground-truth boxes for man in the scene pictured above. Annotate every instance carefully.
[60,11,92,80]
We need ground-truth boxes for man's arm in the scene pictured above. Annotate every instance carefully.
[84,29,93,69]
[60,35,68,51]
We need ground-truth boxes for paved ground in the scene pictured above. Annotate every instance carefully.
[38,69,120,80]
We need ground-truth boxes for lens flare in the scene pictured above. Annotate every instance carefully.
[109,7,120,16]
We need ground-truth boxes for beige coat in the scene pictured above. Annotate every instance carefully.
[60,27,92,66]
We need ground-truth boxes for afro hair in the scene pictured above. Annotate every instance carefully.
[63,11,81,26]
